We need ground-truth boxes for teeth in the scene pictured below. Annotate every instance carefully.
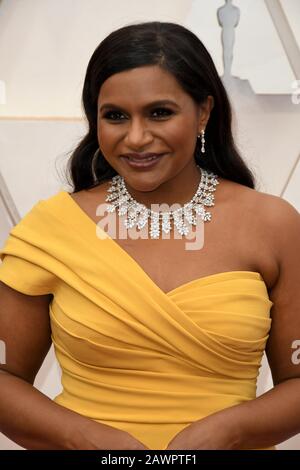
[128,156,159,162]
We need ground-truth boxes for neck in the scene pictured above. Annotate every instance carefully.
[123,161,202,209]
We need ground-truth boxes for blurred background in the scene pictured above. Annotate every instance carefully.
[0,0,299,450]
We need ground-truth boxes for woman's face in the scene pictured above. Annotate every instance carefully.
[97,65,213,194]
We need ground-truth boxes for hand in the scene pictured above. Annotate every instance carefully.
[73,419,150,450]
[165,413,239,450]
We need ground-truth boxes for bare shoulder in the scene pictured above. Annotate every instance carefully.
[252,192,300,265]
[219,179,299,289]
[247,187,299,235]
[69,180,111,211]
[257,190,300,260]
[246,186,299,273]
[222,178,299,228]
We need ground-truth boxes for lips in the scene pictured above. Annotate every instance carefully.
[121,153,166,169]
[122,153,164,162]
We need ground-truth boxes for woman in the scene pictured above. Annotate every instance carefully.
[0,21,299,450]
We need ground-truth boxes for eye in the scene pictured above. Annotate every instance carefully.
[151,107,173,118]
[102,107,174,122]
[103,110,125,121]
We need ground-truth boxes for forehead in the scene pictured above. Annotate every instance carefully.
[97,65,186,105]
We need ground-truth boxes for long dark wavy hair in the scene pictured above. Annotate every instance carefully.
[67,21,255,192]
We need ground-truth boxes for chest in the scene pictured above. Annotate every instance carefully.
[108,204,271,293]
[74,183,278,293]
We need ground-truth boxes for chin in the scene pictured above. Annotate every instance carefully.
[126,179,162,193]
[122,173,164,192]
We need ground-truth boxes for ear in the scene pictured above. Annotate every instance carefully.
[197,95,214,132]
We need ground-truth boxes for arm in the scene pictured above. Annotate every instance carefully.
[227,197,300,449]
[0,281,148,450]
[167,378,300,450]
[167,196,300,450]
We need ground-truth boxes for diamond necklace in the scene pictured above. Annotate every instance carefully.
[105,166,219,239]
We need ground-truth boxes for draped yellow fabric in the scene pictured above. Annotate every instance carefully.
[0,190,275,450]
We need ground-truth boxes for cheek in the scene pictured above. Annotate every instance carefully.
[97,123,119,151]
[165,116,195,144]
[166,127,196,156]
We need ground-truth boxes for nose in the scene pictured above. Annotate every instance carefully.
[125,118,153,148]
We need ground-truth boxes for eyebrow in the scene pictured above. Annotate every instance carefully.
[99,99,179,112]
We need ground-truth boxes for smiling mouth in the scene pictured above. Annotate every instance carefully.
[121,154,166,169]
[124,155,162,162]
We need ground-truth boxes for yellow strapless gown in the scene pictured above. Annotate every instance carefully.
[0,190,275,450]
